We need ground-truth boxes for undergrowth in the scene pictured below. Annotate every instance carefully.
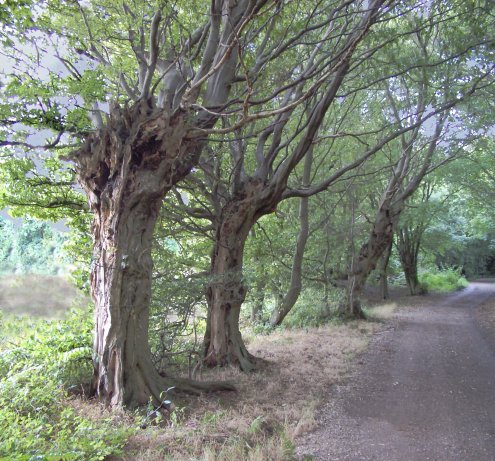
[0,283,378,461]
[0,310,132,460]
[419,268,469,293]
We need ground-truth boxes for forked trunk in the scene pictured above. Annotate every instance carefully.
[203,204,256,371]
[404,263,421,295]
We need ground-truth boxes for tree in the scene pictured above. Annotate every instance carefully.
[396,182,436,295]
[3,0,351,406]
[199,1,403,369]
[343,4,495,316]
[269,147,312,326]
[201,0,495,362]
[0,0,403,403]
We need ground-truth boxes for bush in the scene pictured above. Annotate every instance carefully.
[0,310,132,460]
[419,268,469,293]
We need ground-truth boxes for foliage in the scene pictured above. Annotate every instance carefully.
[282,288,345,329]
[148,210,212,373]
[0,216,68,276]
[0,310,132,460]
[419,268,469,293]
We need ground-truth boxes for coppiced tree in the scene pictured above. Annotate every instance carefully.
[160,0,396,370]
[200,0,495,361]
[200,1,397,369]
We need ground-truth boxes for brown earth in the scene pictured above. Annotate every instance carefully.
[296,281,495,461]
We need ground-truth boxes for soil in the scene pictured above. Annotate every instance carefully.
[296,281,495,461]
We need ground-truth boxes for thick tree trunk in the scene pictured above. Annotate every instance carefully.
[203,201,257,371]
[76,102,233,407]
[91,198,172,406]
[203,178,279,371]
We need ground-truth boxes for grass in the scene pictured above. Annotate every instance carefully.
[104,316,384,460]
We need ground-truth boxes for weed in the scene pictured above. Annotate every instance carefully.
[0,310,131,460]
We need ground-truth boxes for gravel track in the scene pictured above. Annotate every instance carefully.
[296,281,495,461]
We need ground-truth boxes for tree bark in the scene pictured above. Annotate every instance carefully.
[203,184,267,371]
[345,201,402,319]
[269,149,312,327]
[379,238,393,299]
[397,226,423,295]
[76,102,233,407]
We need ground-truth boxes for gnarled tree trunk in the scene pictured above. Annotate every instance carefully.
[345,202,402,318]
[76,102,233,407]
[203,200,257,371]
[203,179,277,371]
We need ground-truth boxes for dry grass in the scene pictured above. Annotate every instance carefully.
[71,313,389,461]
[0,274,88,318]
[0,275,394,459]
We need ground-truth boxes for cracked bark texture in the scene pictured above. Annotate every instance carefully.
[76,102,235,406]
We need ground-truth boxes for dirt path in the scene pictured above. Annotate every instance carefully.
[296,281,495,461]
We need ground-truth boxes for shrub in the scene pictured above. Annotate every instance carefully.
[0,310,132,460]
[419,268,469,293]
